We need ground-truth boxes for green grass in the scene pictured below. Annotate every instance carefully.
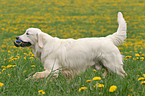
[0,0,145,96]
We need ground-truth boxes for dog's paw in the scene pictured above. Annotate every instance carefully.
[32,72,41,79]
[25,76,32,80]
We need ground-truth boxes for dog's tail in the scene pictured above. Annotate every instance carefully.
[107,12,127,46]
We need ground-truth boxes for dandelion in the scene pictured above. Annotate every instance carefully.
[130,89,133,92]
[92,76,101,81]
[140,57,144,61]
[79,87,87,92]
[143,74,145,78]
[138,77,144,81]
[23,70,26,73]
[141,81,145,85]
[38,90,45,95]
[109,85,117,92]
[2,68,6,72]
[29,57,33,59]
[31,65,35,67]
[0,82,4,87]
[98,84,104,88]
[93,69,97,72]
[86,80,91,82]
[24,57,26,60]
[135,54,140,57]
[1,66,5,68]
[94,83,104,88]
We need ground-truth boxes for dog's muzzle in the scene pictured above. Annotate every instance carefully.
[16,36,32,47]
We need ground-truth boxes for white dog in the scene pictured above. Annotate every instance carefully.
[16,12,127,79]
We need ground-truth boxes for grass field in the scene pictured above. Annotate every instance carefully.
[0,0,145,95]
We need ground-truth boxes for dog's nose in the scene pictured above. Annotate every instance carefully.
[16,36,19,40]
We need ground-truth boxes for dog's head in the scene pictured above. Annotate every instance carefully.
[16,28,46,48]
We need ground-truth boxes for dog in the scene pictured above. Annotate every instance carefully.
[16,12,127,79]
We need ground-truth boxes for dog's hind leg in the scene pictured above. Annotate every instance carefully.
[101,48,127,77]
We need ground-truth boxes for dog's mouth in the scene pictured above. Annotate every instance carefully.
[16,40,32,47]
[21,41,32,47]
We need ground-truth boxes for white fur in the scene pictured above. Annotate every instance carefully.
[18,12,127,79]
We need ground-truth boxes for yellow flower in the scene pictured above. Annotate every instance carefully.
[93,69,97,72]
[2,68,6,72]
[140,57,144,60]
[143,74,145,78]
[24,57,26,60]
[31,65,35,67]
[135,54,140,56]
[109,85,117,92]
[29,57,34,59]
[98,84,104,88]
[0,82,4,87]
[126,56,132,58]
[1,66,5,68]
[23,70,26,73]
[38,90,45,94]
[130,89,133,92]
[92,77,101,81]
[86,80,91,82]
[141,81,145,85]
[94,83,104,88]
[79,87,87,92]
[138,77,144,81]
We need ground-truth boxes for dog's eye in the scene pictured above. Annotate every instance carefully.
[26,33,29,35]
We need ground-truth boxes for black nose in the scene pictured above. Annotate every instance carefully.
[16,36,19,40]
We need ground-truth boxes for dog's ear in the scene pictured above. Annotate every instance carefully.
[37,33,45,48]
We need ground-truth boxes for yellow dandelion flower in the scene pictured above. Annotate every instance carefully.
[98,84,104,88]
[135,54,140,57]
[2,68,6,72]
[31,65,35,67]
[86,80,91,82]
[6,65,13,68]
[79,87,87,92]
[138,77,144,81]
[141,81,145,85]
[23,70,26,73]
[92,77,101,81]
[24,57,26,60]
[130,89,133,92]
[29,57,33,59]
[42,91,45,94]
[8,74,11,76]
[126,56,132,58]
[93,69,97,72]
[0,82,4,87]
[1,66,5,68]
[109,85,117,92]
[140,57,144,60]
[94,83,104,88]
[38,90,45,94]
[12,65,16,67]
[143,74,145,78]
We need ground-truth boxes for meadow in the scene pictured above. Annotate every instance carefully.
[0,0,145,95]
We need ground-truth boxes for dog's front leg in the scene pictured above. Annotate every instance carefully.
[32,70,51,79]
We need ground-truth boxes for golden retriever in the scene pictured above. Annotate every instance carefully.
[16,12,127,79]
